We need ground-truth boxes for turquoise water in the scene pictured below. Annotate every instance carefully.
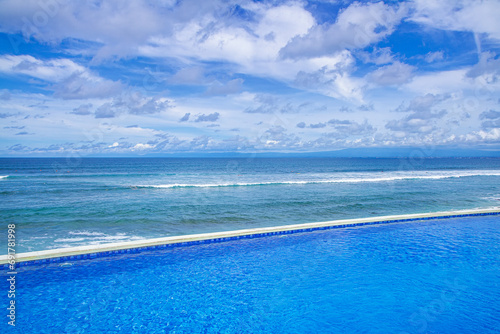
[1,215,499,333]
[1,157,500,253]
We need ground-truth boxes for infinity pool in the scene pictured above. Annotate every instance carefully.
[2,215,499,333]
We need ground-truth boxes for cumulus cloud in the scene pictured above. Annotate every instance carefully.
[95,103,116,119]
[244,94,279,114]
[449,129,500,145]
[480,110,500,120]
[71,103,93,115]
[479,110,500,129]
[279,2,408,59]
[358,103,374,111]
[244,94,323,114]
[292,51,363,100]
[141,3,315,72]
[466,52,500,78]
[53,72,123,99]
[179,113,190,122]
[0,55,81,81]
[204,78,244,96]
[297,122,329,129]
[409,0,500,40]
[257,125,302,149]
[395,93,450,113]
[310,122,326,129]
[169,67,206,85]
[367,61,415,86]
[0,55,123,99]
[327,119,375,137]
[1,0,500,155]
[0,0,175,60]
[0,1,398,103]
[357,47,394,65]
[93,93,172,118]
[195,112,220,122]
[386,110,447,134]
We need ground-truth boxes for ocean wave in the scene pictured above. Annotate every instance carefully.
[54,237,87,243]
[0,175,9,179]
[136,171,500,189]
[69,231,107,236]
[50,233,146,248]
[1,172,170,179]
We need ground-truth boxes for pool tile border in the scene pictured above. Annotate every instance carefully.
[1,208,499,268]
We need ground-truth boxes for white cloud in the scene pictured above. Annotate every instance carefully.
[403,69,468,95]
[279,2,408,59]
[93,93,173,118]
[1,1,500,154]
[386,110,447,134]
[0,2,368,102]
[0,55,83,81]
[169,67,206,85]
[466,52,500,78]
[194,112,220,122]
[395,93,450,113]
[367,61,415,86]
[132,143,155,150]
[357,47,394,65]
[410,0,500,40]
[459,128,500,143]
[424,51,444,63]
[204,78,244,96]
[0,0,173,60]
[71,103,93,115]
[0,55,123,99]
[53,72,123,99]
[141,3,314,66]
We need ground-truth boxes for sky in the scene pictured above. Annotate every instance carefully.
[0,0,499,156]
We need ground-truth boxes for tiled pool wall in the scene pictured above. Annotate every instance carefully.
[2,210,499,269]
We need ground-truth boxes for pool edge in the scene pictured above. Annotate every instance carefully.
[2,208,499,267]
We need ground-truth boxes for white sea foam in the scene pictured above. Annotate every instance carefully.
[50,233,146,248]
[0,175,9,179]
[69,231,106,236]
[93,236,146,242]
[137,170,500,189]
[54,237,86,243]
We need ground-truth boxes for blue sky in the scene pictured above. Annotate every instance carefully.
[0,0,499,156]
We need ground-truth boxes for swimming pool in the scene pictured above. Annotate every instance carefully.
[2,214,499,333]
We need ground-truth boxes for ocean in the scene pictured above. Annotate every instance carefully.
[1,157,499,254]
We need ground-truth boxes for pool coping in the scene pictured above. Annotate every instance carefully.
[2,208,499,268]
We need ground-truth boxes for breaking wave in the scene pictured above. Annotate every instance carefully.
[136,170,500,189]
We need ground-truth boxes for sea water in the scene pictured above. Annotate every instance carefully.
[1,157,499,253]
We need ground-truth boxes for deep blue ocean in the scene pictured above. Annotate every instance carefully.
[1,157,500,254]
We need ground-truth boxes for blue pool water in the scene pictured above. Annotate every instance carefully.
[2,215,499,333]
[1,157,500,253]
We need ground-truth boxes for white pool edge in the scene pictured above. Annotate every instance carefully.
[2,208,499,265]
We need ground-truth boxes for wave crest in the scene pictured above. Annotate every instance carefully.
[136,171,500,189]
